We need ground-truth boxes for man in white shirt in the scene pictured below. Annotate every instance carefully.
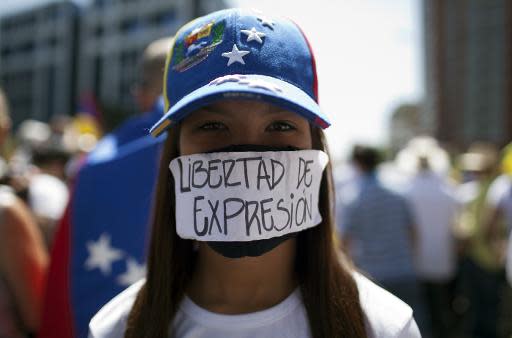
[404,156,458,338]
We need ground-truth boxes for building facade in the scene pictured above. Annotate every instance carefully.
[77,0,225,116]
[0,0,226,127]
[422,0,512,150]
[0,2,77,127]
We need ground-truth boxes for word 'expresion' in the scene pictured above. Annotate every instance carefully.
[192,193,313,237]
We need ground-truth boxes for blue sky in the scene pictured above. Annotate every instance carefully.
[0,0,423,159]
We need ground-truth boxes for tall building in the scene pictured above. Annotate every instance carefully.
[77,0,226,116]
[0,1,77,127]
[422,0,512,150]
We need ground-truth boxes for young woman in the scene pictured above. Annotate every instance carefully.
[89,8,421,338]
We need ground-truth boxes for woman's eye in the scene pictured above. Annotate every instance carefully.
[198,121,227,131]
[266,121,296,132]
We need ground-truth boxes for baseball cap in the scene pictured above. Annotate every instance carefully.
[149,8,330,137]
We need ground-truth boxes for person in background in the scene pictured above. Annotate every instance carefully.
[0,89,11,189]
[4,120,57,205]
[0,188,48,338]
[340,145,429,336]
[485,142,512,337]
[38,37,172,338]
[455,143,503,338]
[0,89,12,167]
[403,148,459,338]
[0,88,48,337]
[27,145,70,248]
[486,142,512,264]
[5,117,72,249]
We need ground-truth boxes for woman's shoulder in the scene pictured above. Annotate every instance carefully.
[88,279,144,338]
[353,272,421,338]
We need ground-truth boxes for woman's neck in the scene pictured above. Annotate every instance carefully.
[187,239,297,314]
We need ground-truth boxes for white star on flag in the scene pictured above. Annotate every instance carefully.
[222,44,250,66]
[257,16,275,29]
[117,258,146,286]
[241,27,265,44]
[84,233,123,275]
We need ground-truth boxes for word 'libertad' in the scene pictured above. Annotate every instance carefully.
[175,156,314,192]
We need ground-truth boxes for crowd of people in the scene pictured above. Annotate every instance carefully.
[0,34,170,338]
[0,86,101,337]
[0,7,511,338]
[336,138,512,338]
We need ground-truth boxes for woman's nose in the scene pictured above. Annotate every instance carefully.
[229,124,268,145]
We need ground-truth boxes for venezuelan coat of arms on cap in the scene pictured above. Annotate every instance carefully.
[172,20,225,72]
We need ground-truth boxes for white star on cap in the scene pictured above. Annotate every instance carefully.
[209,74,248,86]
[117,258,146,286]
[257,16,275,29]
[84,233,123,275]
[222,44,250,66]
[241,27,266,44]
[240,78,283,94]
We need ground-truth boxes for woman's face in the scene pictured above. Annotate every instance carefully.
[179,100,312,155]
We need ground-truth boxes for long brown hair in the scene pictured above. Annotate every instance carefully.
[125,125,367,337]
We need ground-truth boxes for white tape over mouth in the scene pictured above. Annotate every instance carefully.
[169,150,329,242]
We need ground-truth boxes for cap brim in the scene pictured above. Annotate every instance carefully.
[149,74,330,137]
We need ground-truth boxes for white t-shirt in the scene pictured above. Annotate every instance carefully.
[404,172,459,281]
[88,273,421,338]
